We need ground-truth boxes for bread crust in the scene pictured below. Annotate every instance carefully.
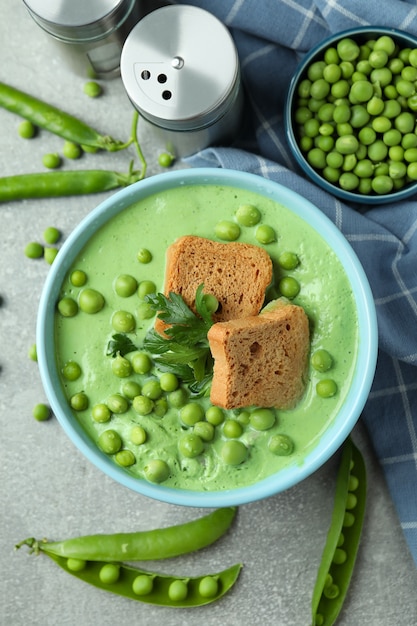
[155,235,273,334]
[208,303,310,409]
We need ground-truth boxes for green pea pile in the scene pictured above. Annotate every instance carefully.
[293,34,417,196]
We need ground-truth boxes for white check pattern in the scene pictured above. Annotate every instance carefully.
[179,0,417,566]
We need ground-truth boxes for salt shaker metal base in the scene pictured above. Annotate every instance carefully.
[120,4,244,157]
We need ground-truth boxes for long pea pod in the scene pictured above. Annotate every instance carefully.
[0,164,143,202]
[42,552,242,608]
[311,437,366,626]
[16,507,237,562]
[0,81,129,151]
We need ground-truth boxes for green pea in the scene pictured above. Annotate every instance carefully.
[331,79,350,99]
[324,47,340,65]
[179,433,204,458]
[180,402,205,426]
[62,360,81,381]
[122,380,142,399]
[114,274,138,297]
[221,440,247,465]
[43,226,61,245]
[407,162,417,180]
[349,80,373,103]
[310,78,331,100]
[353,159,373,179]
[337,38,360,62]
[78,288,104,314]
[372,175,393,194]
[358,126,376,146]
[70,392,89,411]
[304,117,320,138]
[137,302,155,320]
[25,241,43,259]
[130,425,147,445]
[395,111,415,133]
[214,220,240,241]
[323,63,341,84]
[18,120,36,138]
[409,48,417,67]
[237,410,250,425]
[249,408,275,431]
[28,343,37,362]
[278,276,300,299]
[326,151,344,168]
[278,251,299,270]
[335,135,359,155]
[70,269,87,286]
[158,152,175,167]
[193,421,215,442]
[143,459,170,483]
[67,558,87,572]
[159,372,179,392]
[223,419,244,438]
[298,78,312,98]
[316,379,338,398]
[307,60,326,81]
[91,403,111,423]
[308,147,327,169]
[83,81,102,98]
[106,394,129,414]
[168,387,188,408]
[111,354,132,378]
[57,296,78,317]
[205,405,225,425]
[374,35,395,56]
[42,153,61,169]
[99,563,120,584]
[112,310,135,333]
[137,248,153,264]
[142,379,162,400]
[32,403,51,422]
[131,352,152,374]
[268,434,294,456]
[168,579,188,602]
[115,449,136,467]
[63,140,82,159]
[311,349,333,372]
[198,576,219,598]
[255,224,275,244]
[317,103,335,122]
[44,247,59,265]
[346,492,358,510]
[132,574,154,596]
[138,280,156,299]
[367,140,388,162]
[339,61,354,79]
[133,395,154,415]
[98,429,122,454]
[235,204,261,226]
[332,103,350,124]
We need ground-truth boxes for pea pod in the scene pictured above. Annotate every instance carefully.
[311,437,366,626]
[16,507,237,562]
[0,167,143,202]
[43,552,242,607]
[0,81,128,151]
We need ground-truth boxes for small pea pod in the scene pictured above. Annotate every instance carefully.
[16,507,237,562]
[311,437,366,626]
[0,81,128,151]
[41,552,242,607]
[0,166,143,202]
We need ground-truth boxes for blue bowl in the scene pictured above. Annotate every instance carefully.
[37,168,377,507]
[285,27,417,204]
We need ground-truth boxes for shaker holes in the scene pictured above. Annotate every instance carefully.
[141,70,151,80]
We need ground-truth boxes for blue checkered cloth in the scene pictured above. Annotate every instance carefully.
[180,0,417,566]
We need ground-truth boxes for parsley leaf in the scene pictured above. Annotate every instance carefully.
[143,284,215,395]
[106,333,137,357]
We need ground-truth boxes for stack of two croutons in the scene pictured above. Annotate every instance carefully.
[156,236,310,410]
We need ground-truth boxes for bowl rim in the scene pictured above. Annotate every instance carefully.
[37,167,378,507]
[285,25,417,205]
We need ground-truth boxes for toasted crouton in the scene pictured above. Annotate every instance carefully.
[155,235,273,334]
[207,301,309,409]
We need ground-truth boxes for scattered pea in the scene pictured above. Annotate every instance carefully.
[122,380,142,399]
[179,433,204,458]
[143,459,170,483]
[18,120,36,138]
[98,429,122,454]
[193,421,215,442]
[137,248,152,264]
[91,403,111,423]
[70,392,89,411]
[137,302,155,319]
[78,288,104,314]
[63,140,82,159]
[83,81,102,98]
[42,153,61,169]
[111,310,135,333]
[168,387,188,408]
[311,349,333,372]
[221,440,247,465]
[235,204,261,226]
[214,220,240,241]
[159,372,179,392]
[278,251,299,270]
[255,224,276,244]
[278,276,300,299]
[268,434,294,456]
[158,152,175,167]
[28,343,37,362]
[57,296,78,317]
[132,395,154,415]
[44,247,59,265]
[131,352,152,374]
[111,354,132,378]
[32,403,51,422]
[180,402,205,426]
[106,394,129,414]
[223,419,243,438]
[249,408,276,431]
[316,379,338,398]
[142,379,162,400]
[114,274,138,297]
[62,360,82,381]
[130,425,147,445]
[70,269,87,286]
[115,449,136,467]
[138,280,157,299]
[24,241,43,259]
[206,405,224,425]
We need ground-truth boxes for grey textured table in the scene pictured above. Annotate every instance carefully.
[2,3,417,625]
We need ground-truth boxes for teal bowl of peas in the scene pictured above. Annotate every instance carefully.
[285,27,417,203]
[37,168,377,506]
